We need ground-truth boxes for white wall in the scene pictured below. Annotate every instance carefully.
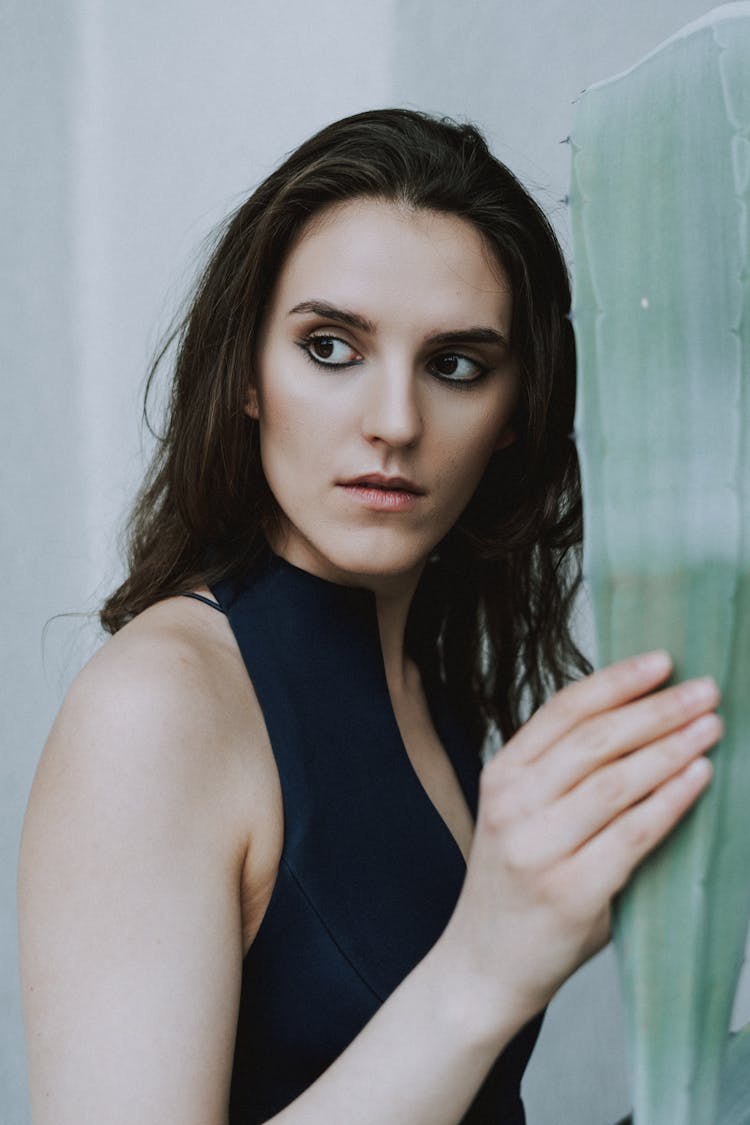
[4,3,747,1123]
[2,4,87,1117]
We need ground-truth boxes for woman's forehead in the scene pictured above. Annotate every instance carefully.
[271,198,512,331]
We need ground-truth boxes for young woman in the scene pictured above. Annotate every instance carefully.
[18,109,721,1124]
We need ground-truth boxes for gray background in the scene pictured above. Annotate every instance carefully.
[4,2,748,1122]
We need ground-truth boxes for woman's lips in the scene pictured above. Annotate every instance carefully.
[338,474,424,511]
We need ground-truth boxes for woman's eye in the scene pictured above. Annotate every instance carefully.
[301,334,361,367]
[429,353,487,383]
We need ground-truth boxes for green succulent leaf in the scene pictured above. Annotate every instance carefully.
[570,5,750,1123]
[719,1023,750,1124]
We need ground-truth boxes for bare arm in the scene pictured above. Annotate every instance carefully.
[19,627,251,1125]
[266,650,720,1123]
[19,643,720,1125]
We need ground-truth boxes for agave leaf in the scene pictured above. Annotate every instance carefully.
[570,5,750,1123]
[719,1023,750,1124]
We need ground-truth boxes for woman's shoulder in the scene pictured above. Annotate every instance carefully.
[75,589,254,723]
[61,594,237,736]
[18,595,281,1119]
[34,592,275,863]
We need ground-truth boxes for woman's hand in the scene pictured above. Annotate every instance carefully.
[442,650,721,1034]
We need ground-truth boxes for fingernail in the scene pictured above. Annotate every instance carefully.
[684,676,719,704]
[683,757,712,783]
[685,713,722,743]
[637,650,672,675]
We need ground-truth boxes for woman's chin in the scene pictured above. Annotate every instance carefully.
[272,528,432,591]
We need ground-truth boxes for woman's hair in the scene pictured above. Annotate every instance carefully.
[101,107,590,743]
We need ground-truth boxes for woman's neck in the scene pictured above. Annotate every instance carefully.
[374,582,421,698]
[266,533,423,696]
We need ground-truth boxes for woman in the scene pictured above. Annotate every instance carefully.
[18,109,721,1124]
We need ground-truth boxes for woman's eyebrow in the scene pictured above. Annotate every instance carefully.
[288,300,509,350]
[427,327,509,349]
[288,301,375,334]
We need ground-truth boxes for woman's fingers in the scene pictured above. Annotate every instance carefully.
[529,711,723,865]
[504,650,674,765]
[455,659,720,1023]
[479,656,721,890]
[462,657,720,1020]
[569,752,714,901]
[529,675,721,806]
[485,659,720,838]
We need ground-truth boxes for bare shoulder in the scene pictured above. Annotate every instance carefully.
[63,592,251,750]
[18,594,281,1123]
[36,594,264,838]
[23,592,283,946]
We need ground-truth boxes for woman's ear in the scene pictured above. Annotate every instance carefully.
[494,425,516,451]
[244,386,260,420]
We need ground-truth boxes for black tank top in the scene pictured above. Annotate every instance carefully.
[211,553,542,1123]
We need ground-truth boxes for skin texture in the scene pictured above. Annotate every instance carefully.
[18,199,722,1125]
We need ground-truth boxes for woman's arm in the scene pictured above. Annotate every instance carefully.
[265,650,719,1124]
[18,621,254,1125]
[19,641,719,1125]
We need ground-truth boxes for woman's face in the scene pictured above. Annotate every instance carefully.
[249,198,520,591]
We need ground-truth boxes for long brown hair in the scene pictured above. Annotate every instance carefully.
[101,108,590,744]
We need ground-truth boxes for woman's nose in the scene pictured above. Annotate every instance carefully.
[360,364,423,448]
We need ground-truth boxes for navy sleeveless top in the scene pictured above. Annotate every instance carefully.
[211,553,542,1123]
